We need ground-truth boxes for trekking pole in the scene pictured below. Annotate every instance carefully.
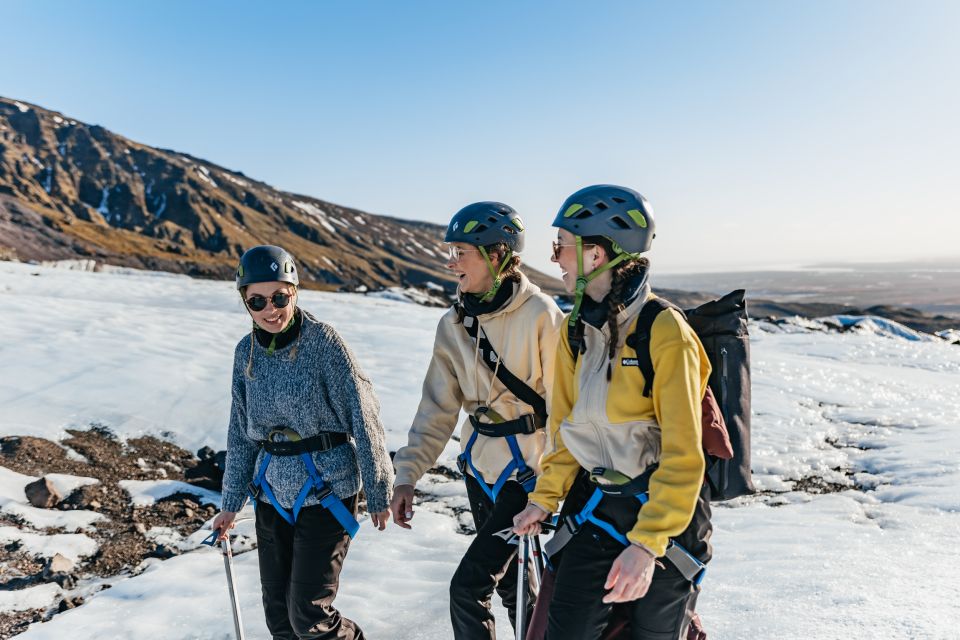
[515,534,529,640]
[202,532,246,640]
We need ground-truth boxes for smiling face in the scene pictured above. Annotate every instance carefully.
[445,242,496,294]
[551,228,605,293]
[243,281,297,333]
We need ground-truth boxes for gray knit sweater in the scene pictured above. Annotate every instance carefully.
[221,309,394,514]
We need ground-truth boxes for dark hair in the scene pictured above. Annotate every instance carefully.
[454,242,523,324]
[584,236,650,380]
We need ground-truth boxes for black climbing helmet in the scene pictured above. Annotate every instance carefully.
[236,245,299,290]
[552,185,655,255]
[444,202,526,253]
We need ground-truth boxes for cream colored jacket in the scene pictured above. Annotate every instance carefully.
[393,273,564,488]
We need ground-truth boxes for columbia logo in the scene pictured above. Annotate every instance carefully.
[622,358,639,367]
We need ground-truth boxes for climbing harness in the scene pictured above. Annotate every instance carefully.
[543,466,707,586]
[456,311,546,502]
[247,427,360,537]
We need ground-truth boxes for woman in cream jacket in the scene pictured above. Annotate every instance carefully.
[390,202,563,640]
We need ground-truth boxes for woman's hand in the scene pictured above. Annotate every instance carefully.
[212,510,238,541]
[390,484,416,529]
[370,510,391,531]
[512,503,549,535]
[602,544,657,603]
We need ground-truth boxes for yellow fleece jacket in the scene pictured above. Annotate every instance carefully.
[393,273,564,488]
[528,293,711,557]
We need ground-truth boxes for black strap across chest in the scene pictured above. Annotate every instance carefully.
[459,309,547,427]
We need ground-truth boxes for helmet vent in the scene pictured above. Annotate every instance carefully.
[502,225,518,235]
[611,196,626,204]
[595,201,609,211]
[609,216,630,230]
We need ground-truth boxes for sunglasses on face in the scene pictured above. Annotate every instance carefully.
[446,246,480,262]
[551,240,594,260]
[245,291,293,312]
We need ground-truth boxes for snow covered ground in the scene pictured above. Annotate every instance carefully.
[1,261,958,639]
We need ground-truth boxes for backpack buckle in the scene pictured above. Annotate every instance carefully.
[456,454,468,476]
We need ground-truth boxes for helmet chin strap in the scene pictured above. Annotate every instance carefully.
[477,246,513,302]
[568,236,633,327]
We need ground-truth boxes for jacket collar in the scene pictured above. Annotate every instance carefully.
[459,272,539,320]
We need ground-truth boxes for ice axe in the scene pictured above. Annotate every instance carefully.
[202,531,246,640]
[515,533,530,640]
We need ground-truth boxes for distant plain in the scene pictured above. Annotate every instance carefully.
[654,260,960,317]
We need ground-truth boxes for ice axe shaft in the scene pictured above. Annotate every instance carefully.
[515,534,529,640]
[221,538,246,640]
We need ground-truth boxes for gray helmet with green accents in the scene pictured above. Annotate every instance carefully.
[236,245,299,290]
[553,184,655,255]
[445,202,525,253]
[553,185,655,327]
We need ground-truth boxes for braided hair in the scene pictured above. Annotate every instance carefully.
[584,236,650,380]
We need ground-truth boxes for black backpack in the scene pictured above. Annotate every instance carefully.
[567,289,754,501]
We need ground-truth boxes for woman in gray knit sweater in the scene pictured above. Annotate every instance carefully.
[212,245,394,640]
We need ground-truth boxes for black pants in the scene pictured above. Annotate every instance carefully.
[256,497,364,640]
[449,474,535,640]
[545,484,706,640]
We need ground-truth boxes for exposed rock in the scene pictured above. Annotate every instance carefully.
[43,553,74,575]
[57,596,84,612]
[24,477,62,508]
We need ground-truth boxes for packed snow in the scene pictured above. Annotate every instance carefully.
[0,261,958,639]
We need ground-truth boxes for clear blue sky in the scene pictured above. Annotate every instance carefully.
[3,1,958,273]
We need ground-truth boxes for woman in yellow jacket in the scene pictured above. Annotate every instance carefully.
[390,202,564,640]
[513,185,713,640]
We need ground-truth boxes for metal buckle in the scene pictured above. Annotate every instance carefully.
[317,433,332,451]
[314,485,333,502]
[517,467,536,484]
[563,516,581,536]
[247,482,261,500]
[456,455,467,475]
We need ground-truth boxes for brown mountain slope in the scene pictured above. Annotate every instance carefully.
[0,96,562,293]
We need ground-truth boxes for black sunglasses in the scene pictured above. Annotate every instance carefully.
[245,292,293,312]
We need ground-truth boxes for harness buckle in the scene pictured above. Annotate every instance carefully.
[456,454,468,476]
[247,481,261,500]
[317,432,333,450]
[314,484,334,502]
[516,467,536,485]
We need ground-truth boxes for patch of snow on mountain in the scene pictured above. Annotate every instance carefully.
[292,200,337,234]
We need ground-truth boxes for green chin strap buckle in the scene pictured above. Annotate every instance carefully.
[477,246,513,303]
[567,236,638,326]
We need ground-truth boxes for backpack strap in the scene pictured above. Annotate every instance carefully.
[458,308,547,426]
[625,297,682,398]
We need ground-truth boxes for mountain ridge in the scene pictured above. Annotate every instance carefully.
[0,96,562,293]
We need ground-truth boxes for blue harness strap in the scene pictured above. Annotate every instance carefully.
[249,451,360,538]
[570,486,706,585]
[458,429,537,503]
